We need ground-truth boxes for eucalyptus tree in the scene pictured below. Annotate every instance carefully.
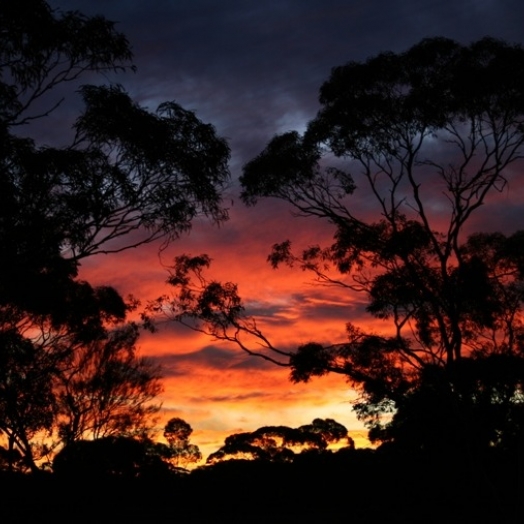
[161,37,524,450]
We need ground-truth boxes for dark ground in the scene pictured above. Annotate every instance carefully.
[2,449,521,523]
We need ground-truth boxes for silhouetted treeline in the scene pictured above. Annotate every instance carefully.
[1,446,522,523]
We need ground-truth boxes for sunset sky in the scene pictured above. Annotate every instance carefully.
[48,0,524,459]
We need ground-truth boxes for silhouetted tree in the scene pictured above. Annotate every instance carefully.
[161,417,202,468]
[0,0,229,470]
[54,323,163,445]
[0,320,162,471]
[298,418,352,446]
[160,37,524,452]
[207,418,351,463]
[164,417,193,444]
[0,330,56,472]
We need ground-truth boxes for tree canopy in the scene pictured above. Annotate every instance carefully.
[162,37,524,452]
[207,418,352,464]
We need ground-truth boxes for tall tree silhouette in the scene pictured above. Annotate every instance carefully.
[160,37,524,451]
[0,0,229,469]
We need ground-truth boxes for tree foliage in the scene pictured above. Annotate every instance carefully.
[0,330,57,472]
[162,37,524,451]
[0,317,163,472]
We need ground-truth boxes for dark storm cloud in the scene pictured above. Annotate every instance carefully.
[52,0,524,172]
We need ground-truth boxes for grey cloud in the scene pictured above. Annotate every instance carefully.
[53,0,524,178]
[187,391,270,403]
[150,344,276,374]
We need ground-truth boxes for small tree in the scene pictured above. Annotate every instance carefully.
[160,417,202,468]
[55,323,163,445]
[0,319,163,470]
[0,0,229,469]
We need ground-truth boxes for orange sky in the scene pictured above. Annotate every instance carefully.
[78,149,524,462]
[79,199,379,460]
[49,0,524,463]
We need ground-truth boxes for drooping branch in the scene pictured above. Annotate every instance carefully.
[148,254,293,368]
